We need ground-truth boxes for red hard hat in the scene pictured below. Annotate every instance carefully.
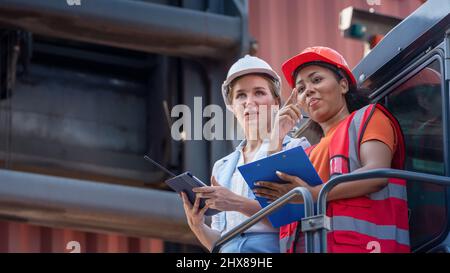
[282,46,357,88]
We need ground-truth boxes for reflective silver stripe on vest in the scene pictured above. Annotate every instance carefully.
[370,183,407,201]
[347,105,371,172]
[280,231,306,253]
[331,216,410,246]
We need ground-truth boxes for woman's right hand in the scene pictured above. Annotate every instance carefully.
[269,88,302,151]
[181,191,210,232]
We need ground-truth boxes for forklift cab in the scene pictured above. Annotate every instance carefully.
[352,0,450,252]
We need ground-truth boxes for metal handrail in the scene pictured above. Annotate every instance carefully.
[316,168,450,253]
[211,186,314,253]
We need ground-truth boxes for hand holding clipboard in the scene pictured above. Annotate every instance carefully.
[253,170,316,203]
[238,146,322,227]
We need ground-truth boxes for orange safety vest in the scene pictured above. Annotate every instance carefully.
[279,104,410,253]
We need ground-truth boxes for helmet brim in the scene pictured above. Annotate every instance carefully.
[282,51,357,88]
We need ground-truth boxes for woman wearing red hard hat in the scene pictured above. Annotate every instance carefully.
[253,46,410,253]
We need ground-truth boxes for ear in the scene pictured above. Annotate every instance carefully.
[339,78,349,95]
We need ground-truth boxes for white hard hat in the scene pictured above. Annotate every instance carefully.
[221,55,281,109]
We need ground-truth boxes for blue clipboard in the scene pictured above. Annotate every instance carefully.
[237,146,322,228]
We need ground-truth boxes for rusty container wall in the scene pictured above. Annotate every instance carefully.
[0,220,164,253]
[249,0,423,98]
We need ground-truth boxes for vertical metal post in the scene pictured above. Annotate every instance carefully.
[317,188,331,253]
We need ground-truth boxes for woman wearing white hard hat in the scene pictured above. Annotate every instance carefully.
[180,55,310,253]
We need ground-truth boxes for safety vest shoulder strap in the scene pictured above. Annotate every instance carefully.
[328,104,373,176]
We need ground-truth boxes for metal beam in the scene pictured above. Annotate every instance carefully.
[0,0,242,59]
[0,169,198,244]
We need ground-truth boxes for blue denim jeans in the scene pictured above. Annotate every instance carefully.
[219,232,280,253]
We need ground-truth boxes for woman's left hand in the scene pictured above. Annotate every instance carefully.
[192,176,244,212]
[253,171,317,203]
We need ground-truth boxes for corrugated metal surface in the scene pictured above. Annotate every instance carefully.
[249,0,423,98]
[0,220,163,253]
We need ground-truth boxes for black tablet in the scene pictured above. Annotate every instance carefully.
[165,172,220,216]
